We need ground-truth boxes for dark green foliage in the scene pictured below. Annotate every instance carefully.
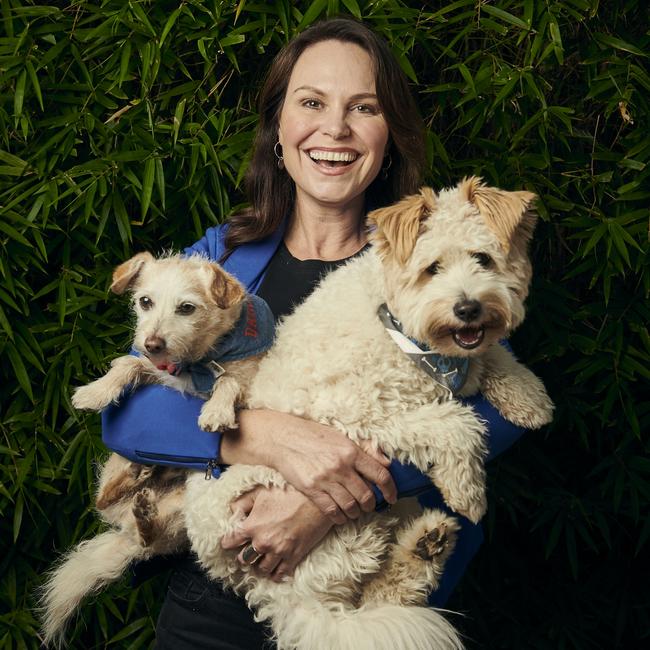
[1,1,647,647]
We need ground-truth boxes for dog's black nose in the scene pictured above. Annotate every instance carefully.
[145,335,166,354]
[454,299,482,323]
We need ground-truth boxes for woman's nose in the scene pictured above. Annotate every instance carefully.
[321,109,350,139]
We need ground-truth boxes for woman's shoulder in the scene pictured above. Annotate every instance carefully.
[184,223,230,260]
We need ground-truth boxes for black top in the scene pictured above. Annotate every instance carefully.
[256,241,366,321]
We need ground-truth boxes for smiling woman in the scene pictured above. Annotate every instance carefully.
[100,16,528,650]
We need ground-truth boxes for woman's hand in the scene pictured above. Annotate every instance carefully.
[221,485,333,581]
[222,410,397,524]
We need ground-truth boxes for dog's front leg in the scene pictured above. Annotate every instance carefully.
[198,375,241,431]
[374,400,488,523]
[72,355,157,411]
[480,344,554,429]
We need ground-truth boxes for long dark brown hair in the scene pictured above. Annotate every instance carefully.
[224,17,426,254]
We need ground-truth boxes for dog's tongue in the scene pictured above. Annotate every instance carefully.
[156,361,178,374]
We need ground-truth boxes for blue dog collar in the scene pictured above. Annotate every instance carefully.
[377,303,469,397]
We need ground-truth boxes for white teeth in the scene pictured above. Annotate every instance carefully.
[308,150,358,162]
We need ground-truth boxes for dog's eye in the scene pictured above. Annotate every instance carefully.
[139,296,153,310]
[425,261,439,276]
[177,303,196,315]
[472,252,493,268]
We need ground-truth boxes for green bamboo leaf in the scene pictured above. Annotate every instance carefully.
[219,33,246,48]
[160,6,183,46]
[129,2,156,36]
[0,220,32,247]
[608,222,631,266]
[341,0,362,19]
[548,19,564,64]
[119,40,132,86]
[298,0,328,29]
[581,223,607,257]
[0,304,14,340]
[6,342,33,402]
[25,59,44,111]
[481,4,529,30]
[0,149,29,168]
[594,33,649,57]
[491,74,520,110]
[113,191,132,244]
[141,157,155,218]
[57,276,67,326]
[13,493,24,543]
[173,97,186,145]
[155,157,166,211]
[13,69,26,119]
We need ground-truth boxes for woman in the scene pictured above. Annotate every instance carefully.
[103,17,524,649]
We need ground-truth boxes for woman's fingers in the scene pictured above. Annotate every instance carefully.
[307,490,347,525]
[343,474,377,513]
[254,550,282,576]
[354,453,397,504]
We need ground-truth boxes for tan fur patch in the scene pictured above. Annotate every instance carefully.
[210,263,245,310]
[461,176,537,253]
[110,252,154,294]
[368,187,436,266]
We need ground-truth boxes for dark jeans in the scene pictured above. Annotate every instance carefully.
[154,557,275,650]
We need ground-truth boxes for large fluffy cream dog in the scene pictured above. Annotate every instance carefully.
[184,177,554,650]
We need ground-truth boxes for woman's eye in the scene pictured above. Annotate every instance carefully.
[177,303,196,315]
[426,261,439,276]
[139,296,153,310]
[353,104,378,114]
[302,99,322,109]
[472,252,493,268]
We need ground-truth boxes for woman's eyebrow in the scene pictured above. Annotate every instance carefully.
[292,85,378,101]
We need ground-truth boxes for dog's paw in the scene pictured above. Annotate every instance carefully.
[72,383,114,411]
[198,403,237,432]
[133,488,157,520]
[133,488,160,547]
[483,369,554,430]
[414,522,454,560]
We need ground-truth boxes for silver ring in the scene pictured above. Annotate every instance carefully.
[241,543,263,565]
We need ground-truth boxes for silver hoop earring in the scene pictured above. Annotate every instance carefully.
[381,154,392,180]
[274,141,284,170]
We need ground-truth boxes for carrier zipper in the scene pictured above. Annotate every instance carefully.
[135,450,214,464]
[205,459,220,480]
[135,450,221,479]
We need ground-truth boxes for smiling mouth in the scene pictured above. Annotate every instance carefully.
[452,327,485,350]
[308,150,359,168]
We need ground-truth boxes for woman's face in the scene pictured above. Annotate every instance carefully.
[278,40,390,213]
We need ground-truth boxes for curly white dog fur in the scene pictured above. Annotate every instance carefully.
[183,177,554,650]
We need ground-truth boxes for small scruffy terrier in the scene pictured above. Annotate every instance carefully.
[40,252,272,647]
[183,177,555,650]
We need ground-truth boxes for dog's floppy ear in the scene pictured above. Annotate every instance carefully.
[110,252,154,294]
[368,187,436,265]
[461,176,537,253]
[209,263,246,310]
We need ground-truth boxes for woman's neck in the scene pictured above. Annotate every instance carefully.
[284,196,367,261]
